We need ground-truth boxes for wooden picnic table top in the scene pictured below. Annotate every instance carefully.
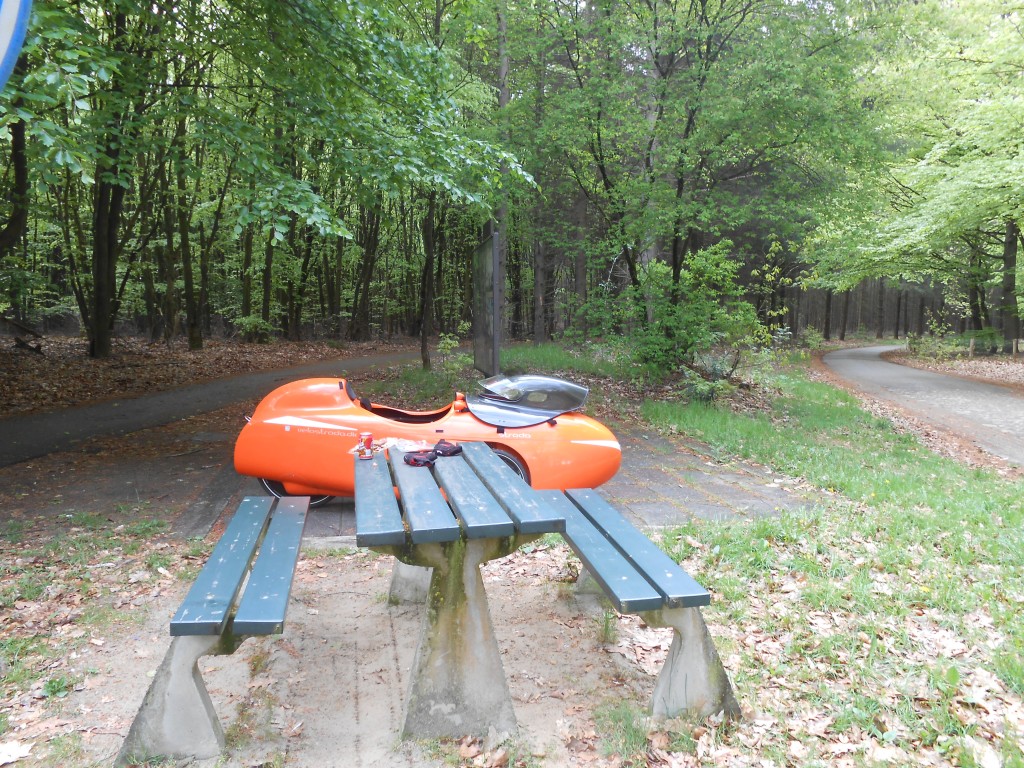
[354,442,565,548]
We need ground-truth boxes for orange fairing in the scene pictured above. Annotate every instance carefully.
[233,377,621,499]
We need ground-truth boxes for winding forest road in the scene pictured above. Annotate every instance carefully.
[823,345,1024,467]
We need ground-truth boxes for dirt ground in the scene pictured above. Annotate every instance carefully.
[39,541,670,768]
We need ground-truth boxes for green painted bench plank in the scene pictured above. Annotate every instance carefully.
[566,489,710,609]
[391,450,461,544]
[538,491,663,613]
[170,496,274,636]
[461,443,565,534]
[233,497,309,635]
[355,454,406,546]
[433,455,516,539]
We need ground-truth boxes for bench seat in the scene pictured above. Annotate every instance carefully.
[539,488,738,721]
[118,496,308,765]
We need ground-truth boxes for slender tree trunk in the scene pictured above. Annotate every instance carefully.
[823,289,833,340]
[1001,219,1020,352]
[159,170,179,343]
[572,191,588,335]
[839,290,850,341]
[350,202,381,342]
[241,224,253,319]
[533,241,548,344]
[968,268,984,332]
[894,288,903,339]
[420,191,437,370]
[0,57,29,260]
[261,235,273,329]
[875,279,885,339]
[174,118,202,350]
[493,0,510,366]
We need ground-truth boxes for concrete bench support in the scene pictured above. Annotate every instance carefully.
[641,607,740,720]
[389,560,432,604]
[117,635,236,764]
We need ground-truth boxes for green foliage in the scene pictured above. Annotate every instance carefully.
[42,675,74,699]
[575,243,766,372]
[436,321,472,387]
[231,315,277,342]
[799,326,825,350]
[809,0,1023,291]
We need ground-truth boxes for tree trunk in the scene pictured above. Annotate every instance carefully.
[1001,219,1020,352]
[0,57,29,260]
[159,171,179,343]
[261,235,273,330]
[823,289,833,340]
[839,290,850,341]
[420,191,437,371]
[875,279,885,339]
[241,223,253,319]
[174,119,202,350]
[897,286,905,337]
[533,240,550,344]
[350,202,381,342]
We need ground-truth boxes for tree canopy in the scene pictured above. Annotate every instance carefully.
[0,0,1020,361]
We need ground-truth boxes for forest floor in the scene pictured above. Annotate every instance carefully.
[2,335,1024,767]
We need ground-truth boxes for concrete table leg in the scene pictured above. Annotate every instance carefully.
[640,607,740,721]
[380,536,534,739]
[389,560,432,604]
[116,635,227,765]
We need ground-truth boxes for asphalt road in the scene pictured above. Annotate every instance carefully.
[823,345,1024,467]
[0,348,418,468]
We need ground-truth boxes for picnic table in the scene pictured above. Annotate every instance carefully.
[355,442,738,739]
[118,441,738,763]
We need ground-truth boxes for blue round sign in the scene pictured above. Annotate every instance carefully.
[0,0,31,91]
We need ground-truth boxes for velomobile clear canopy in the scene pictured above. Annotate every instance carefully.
[467,374,589,428]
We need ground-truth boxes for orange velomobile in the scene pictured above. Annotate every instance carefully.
[233,374,622,506]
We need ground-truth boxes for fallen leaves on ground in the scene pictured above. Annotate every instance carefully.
[0,524,198,751]
[0,335,414,418]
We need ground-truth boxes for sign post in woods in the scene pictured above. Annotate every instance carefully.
[0,0,30,91]
[473,221,503,377]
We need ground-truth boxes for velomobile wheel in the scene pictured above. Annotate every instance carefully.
[491,447,530,484]
[258,478,334,507]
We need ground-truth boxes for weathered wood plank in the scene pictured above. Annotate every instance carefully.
[566,489,709,608]
[433,455,515,539]
[538,491,663,613]
[355,454,406,546]
[170,496,273,636]
[460,443,564,534]
[233,497,309,635]
[391,450,461,544]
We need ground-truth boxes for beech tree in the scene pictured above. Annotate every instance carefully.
[809,0,1022,344]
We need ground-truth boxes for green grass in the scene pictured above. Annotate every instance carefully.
[639,362,1024,765]
[593,701,651,766]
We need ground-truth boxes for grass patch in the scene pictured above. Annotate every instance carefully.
[593,701,650,766]
[642,362,1024,765]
